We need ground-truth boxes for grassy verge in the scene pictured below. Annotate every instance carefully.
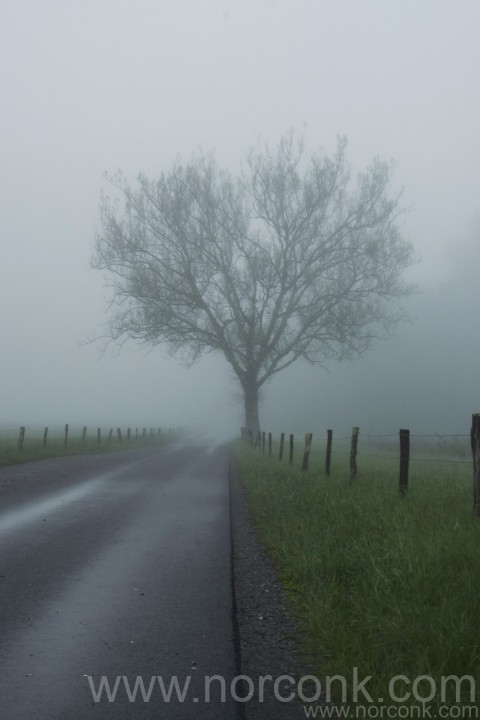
[233,439,480,710]
[0,431,177,467]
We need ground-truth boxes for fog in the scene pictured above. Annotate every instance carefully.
[1,0,479,440]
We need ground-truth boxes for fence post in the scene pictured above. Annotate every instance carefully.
[43,426,48,448]
[64,423,69,446]
[350,426,359,479]
[262,432,265,454]
[18,426,25,451]
[255,430,261,450]
[399,429,410,497]
[268,432,272,456]
[97,427,101,444]
[127,428,131,441]
[302,433,313,471]
[108,428,113,442]
[325,429,333,476]
[279,433,285,461]
[117,428,123,443]
[82,426,87,444]
[471,414,480,516]
[289,434,294,465]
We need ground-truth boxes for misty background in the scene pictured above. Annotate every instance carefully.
[1,0,479,439]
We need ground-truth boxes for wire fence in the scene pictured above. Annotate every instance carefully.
[334,431,471,464]
[240,421,479,513]
[0,423,177,454]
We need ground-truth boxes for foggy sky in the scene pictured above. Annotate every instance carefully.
[1,0,479,439]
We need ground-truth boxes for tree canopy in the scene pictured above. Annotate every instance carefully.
[93,133,414,431]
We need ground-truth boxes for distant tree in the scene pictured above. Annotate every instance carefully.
[93,133,414,432]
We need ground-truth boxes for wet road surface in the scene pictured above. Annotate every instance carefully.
[0,441,241,719]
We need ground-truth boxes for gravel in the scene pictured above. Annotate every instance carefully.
[229,455,304,718]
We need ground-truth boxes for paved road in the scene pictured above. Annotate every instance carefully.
[0,441,241,719]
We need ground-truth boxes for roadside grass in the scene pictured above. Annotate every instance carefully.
[0,430,176,467]
[233,439,480,709]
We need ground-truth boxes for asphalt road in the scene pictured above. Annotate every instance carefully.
[0,441,241,719]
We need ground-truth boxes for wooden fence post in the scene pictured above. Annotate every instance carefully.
[350,427,359,479]
[471,414,480,516]
[262,431,265,454]
[279,433,285,461]
[399,429,410,497]
[43,426,48,448]
[97,427,101,444]
[18,426,25,451]
[255,430,261,450]
[64,423,69,446]
[117,428,123,443]
[289,434,294,466]
[325,429,333,476]
[108,428,113,442]
[268,432,272,457]
[302,433,313,471]
[82,426,87,444]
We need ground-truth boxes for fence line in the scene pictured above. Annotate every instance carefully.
[241,417,478,515]
[0,424,177,454]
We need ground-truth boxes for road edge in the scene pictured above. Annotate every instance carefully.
[229,449,310,719]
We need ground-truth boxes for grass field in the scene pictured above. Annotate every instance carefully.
[0,426,176,467]
[234,436,480,710]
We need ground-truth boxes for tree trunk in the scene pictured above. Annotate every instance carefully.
[242,377,260,434]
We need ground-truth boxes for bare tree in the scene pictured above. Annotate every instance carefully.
[93,133,414,432]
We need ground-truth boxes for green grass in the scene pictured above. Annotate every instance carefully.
[234,439,480,710]
[0,429,177,467]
